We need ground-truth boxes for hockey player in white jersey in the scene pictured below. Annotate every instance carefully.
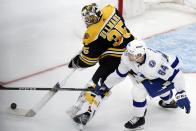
[94,39,191,130]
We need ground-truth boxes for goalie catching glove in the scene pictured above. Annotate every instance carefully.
[175,90,191,114]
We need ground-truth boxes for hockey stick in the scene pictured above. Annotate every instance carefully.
[6,69,79,117]
[0,84,91,91]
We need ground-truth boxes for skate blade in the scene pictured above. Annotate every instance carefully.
[66,109,75,118]
[76,123,84,131]
[160,105,177,109]
[72,120,85,131]
[66,113,85,131]
[124,126,144,131]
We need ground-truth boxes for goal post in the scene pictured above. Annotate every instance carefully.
[118,0,123,16]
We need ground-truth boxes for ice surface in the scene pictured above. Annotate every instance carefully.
[0,0,196,131]
[145,23,196,72]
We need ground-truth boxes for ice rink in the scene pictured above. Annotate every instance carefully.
[0,0,196,131]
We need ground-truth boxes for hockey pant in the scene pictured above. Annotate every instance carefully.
[131,82,174,117]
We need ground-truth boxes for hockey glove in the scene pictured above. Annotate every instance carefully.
[175,90,191,114]
[94,79,110,98]
[68,55,80,69]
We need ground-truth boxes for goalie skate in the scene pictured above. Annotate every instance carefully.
[70,112,91,131]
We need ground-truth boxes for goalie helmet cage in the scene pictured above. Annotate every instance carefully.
[99,0,196,18]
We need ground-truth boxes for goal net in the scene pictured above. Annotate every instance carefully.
[97,0,196,18]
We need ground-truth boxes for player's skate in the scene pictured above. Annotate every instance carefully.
[159,99,177,108]
[124,116,145,131]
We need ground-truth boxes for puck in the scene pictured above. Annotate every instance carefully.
[10,103,17,110]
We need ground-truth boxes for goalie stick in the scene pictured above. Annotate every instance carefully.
[5,69,79,117]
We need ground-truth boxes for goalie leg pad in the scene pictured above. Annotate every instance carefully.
[67,91,103,126]
[66,91,86,118]
[75,91,102,118]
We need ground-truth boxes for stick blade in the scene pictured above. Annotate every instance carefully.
[25,109,36,117]
[0,84,5,88]
[7,107,36,117]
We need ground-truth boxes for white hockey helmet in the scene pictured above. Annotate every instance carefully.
[126,39,146,56]
[81,3,102,26]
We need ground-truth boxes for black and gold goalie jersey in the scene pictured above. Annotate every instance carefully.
[77,5,135,67]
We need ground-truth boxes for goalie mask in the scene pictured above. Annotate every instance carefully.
[81,3,102,26]
[126,40,146,61]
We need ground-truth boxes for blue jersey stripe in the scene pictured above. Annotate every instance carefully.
[171,57,179,68]
[116,68,128,77]
[133,99,147,107]
[160,90,173,101]
[168,69,179,81]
